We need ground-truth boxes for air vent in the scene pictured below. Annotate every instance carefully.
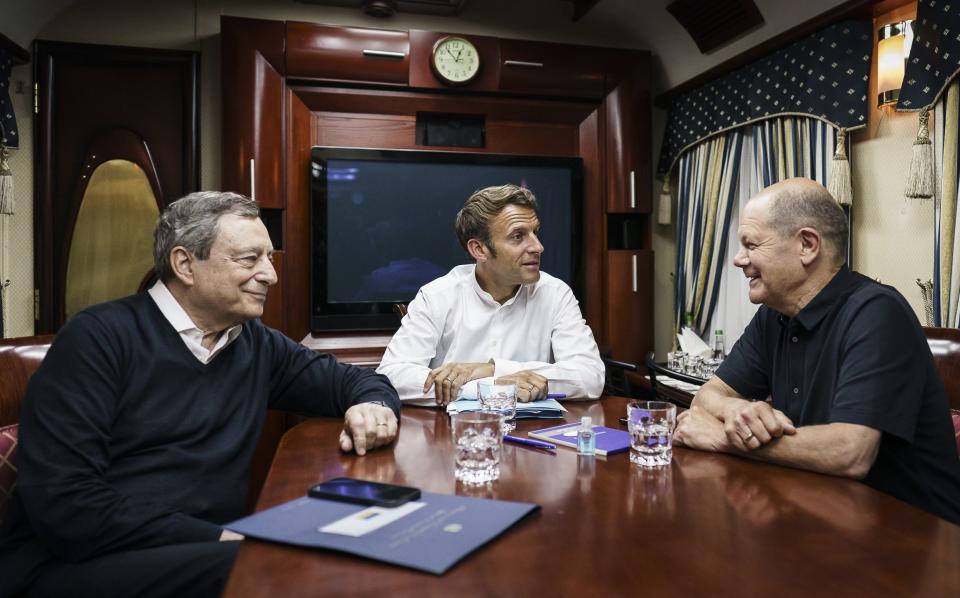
[295,0,467,17]
[667,0,764,54]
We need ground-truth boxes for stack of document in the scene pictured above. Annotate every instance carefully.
[648,374,702,392]
[446,397,567,419]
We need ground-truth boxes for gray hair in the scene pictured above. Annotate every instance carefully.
[154,191,260,282]
[455,184,538,258]
[768,179,849,267]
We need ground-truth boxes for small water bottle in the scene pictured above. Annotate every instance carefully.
[577,416,595,455]
[713,329,726,360]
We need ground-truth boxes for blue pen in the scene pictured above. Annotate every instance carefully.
[545,393,566,399]
[504,435,557,451]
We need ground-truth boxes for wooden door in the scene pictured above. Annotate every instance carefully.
[34,41,199,333]
[604,249,654,365]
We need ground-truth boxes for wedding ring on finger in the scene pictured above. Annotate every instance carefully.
[742,431,755,442]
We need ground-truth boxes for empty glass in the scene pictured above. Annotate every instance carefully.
[627,401,677,468]
[478,381,517,433]
[452,411,503,485]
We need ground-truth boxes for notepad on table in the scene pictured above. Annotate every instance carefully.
[528,422,631,456]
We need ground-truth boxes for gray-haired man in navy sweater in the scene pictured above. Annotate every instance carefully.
[0,191,401,597]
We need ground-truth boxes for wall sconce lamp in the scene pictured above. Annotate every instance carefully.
[877,20,913,107]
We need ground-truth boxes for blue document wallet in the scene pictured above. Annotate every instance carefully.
[225,491,539,574]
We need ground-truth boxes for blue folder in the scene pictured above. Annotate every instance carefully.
[225,491,539,574]
[446,398,567,419]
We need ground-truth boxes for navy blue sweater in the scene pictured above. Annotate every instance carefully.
[0,292,399,568]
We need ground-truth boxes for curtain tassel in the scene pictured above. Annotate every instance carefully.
[905,109,934,201]
[827,128,852,205]
[657,177,672,225]
[0,145,13,215]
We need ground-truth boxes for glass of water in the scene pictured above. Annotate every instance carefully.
[478,381,517,433]
[627,401,677,468]
[667,350,685,371]
[452,411,503,485]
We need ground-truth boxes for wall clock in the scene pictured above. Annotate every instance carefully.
[431,36,480,85]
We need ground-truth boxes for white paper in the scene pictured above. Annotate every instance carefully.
[677,327,712,358]
[318,501,427,537]
[455,377,493,400]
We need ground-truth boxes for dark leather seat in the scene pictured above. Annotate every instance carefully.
[923,327,960,453]
[0,336,54,521]
[924,327,960,411]
[0,336,54,427]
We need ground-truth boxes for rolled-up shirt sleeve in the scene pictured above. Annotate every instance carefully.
[376,290,442,402]
[492,285,604,399]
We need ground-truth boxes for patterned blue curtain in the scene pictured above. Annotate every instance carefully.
[675,131,744,336]
[932,80,960,327]
[896,1,960,112]
[0,49,18,148]
[659,20,870,176]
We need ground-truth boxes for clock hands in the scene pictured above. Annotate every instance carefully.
[444,46,464,63]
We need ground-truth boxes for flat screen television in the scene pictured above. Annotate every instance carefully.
[310,147,584,332]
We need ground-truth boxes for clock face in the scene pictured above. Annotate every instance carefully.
[431,37,480,84]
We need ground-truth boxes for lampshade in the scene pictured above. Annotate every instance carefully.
[877,20,913,106]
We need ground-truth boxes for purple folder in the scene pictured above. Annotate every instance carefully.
[527,422,631,456]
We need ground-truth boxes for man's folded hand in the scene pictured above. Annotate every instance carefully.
[424,362,495,406]
[723,400,796,451]
[339,403,399,456]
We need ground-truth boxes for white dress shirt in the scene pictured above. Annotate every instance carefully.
[147,281,242,364]
[376,264,605,402]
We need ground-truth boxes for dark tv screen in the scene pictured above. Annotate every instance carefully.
[310,147,583,331]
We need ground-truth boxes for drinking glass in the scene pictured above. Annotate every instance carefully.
[700,357,723,380]
[452,411,503,484]
[627,401,677,468]
[667,351,685,371]
[478,381,517,433]
[683,355,703,376]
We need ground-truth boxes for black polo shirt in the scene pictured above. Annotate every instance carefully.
[716,267,960,525]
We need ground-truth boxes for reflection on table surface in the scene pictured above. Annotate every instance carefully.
[224,397,960,597]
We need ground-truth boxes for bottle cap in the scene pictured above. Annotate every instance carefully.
[581,416,592,428]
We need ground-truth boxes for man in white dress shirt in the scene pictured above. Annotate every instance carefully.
[377,184,605,405]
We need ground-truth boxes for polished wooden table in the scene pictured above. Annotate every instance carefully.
[224,397,960,596]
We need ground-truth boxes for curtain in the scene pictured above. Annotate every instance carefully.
[706,118,838,344]
[753,117,837,188]
[674,131,744,336]
[658,19,870,176]
[933,79,960,326]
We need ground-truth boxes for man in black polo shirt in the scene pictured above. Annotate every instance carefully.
[674,177,960,525]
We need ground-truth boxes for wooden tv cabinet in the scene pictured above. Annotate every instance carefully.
[222,16,653,366]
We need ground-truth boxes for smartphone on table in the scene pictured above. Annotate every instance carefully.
[307,477,421,508]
